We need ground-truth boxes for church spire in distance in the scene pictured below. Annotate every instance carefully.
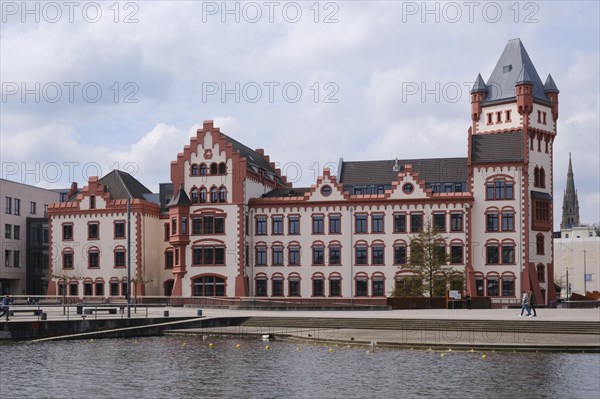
[561,153,580,229]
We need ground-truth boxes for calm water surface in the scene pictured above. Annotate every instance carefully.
[1,336,598,398]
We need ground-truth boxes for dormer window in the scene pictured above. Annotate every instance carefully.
[503,65,512,73]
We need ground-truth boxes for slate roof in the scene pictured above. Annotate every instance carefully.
[222,134,278,177]
[167,184,192,207]
[482,38,549,104]
[262,188,312,198]
[339,158,468,186]
[544,74,559,93]
[471,131,524,164]
[98,170,152,200]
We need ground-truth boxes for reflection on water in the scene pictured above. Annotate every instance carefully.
[1,336,599,398]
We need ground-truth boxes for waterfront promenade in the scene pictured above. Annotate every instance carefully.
[1,305,598,351]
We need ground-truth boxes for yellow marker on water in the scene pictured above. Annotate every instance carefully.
[440,354,445,357]
[236,343,241,349]
[209,343,214,348]
[296,347,301,351]
[328,348,334,353]
[265,345,270,350]
[482,354,487,359]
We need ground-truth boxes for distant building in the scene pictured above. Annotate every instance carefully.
[47,39,559,306]
[0,179,63,295]
[554,156,599,297]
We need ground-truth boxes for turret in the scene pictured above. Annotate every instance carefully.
[544,74,559,121]
[470,73,487,121]
[516,64,534,115]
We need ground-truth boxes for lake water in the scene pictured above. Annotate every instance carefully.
[1,336,599,398]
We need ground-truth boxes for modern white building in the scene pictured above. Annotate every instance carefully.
[0,179,62,295]
[46,39,559,306]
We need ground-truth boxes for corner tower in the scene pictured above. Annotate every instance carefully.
[467,39,558,305]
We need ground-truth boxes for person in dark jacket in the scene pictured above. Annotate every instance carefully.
[528,289,537,317]
[0,295,10,321]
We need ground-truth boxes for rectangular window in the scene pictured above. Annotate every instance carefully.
[329,214,341,234]
[355,214,367,233]
[95,282,104,296]
[394,245,407,264]
[433,213,446,232]
[192,218,202,235]
[502,245,515,264]
[4,250,11,267]
[272,247,283,266]
[88,223,99,239]
[110,282,120,296]
[288,216,300,234]
[14,199,20,215]
[487,213,499,231]
[63,224,73,240]
[89,251,99,268]
[30,201,37,215]
[5,197,12,214]
[288,247,300,266]
[329,279,341,297]
[372,214,384,233]
[486,245,499,264]
[13,251,20,267]
[312,215,324,234]
[476,276,484,297]
[372,279,385,297]
[272,279,284,297]
[193,248,203,265]
[313,246,324,265]
[312,278,324,297]
[63,253,74,269]
[89,195,95,209]
[505,110,511,121]
[487,277,499,296]
[450,213,463,232]
[372,245,384,265]
[502,277,515,297]
[256,247,267,265]
[434,245,446,264]
[165,251,174,269]
[164,223,170,241]
[502,212,514,231]
[486,113,492,124]
[272,216,283,235]
[355,246,368,265]
[70,283,79,296]
[256,216,267,235]
[115,250,126,267]
[4,224,11,239]
[451,245,463,264]
[84,283,93,296]
[114,222,125,238]
[329,246,341,265]
[410,214,423,233]
[289,279,300,297]
[356,279,368,296]
[256,279,267,297]
[394,214,406,233]
[496,111,502,123]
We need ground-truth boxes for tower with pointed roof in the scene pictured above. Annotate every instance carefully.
[561,154,580,229]
[468,38,558,305]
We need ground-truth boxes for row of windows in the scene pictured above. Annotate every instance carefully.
[4,224,20,240]
[190,186,227,204]
[57,280,128,297]
[167,215,226,238]
[253,274,386,297]
[533,166,546,188]
[486,109,512,125]
[251,242,466,267]
[485,179,514,200]
[254,213,464,236]
[486,210,514,232]
[62,222,126,241]
[62,248,126,270]
[4,197,21,215]
[190,162,227,176]
[4,250,21,267]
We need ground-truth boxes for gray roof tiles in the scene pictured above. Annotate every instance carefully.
[98,170,152,200]
[482,38,549,104]
[471,131,524,164]
[339,158,468,185]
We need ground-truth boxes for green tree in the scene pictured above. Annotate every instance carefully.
[404,220,452,297]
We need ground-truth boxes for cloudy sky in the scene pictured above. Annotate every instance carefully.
[1,1,598,230]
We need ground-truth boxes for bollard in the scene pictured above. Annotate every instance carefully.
[163,310,169,317]
[197,309,203,317]
[40,313,47,321]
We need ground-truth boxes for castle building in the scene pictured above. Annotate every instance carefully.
[46,39,558,306]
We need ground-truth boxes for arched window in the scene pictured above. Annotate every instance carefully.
[200,187,207,203]
[218,162,226,175]
[210,187,218,203]
[255,274,268,297]
[88,247,100,269]
[372,273,385,297]
[288,274,301,297]
[486,273,500,296]
[200,164,207,175]
[190,188,199,204]
[191,164,199,176]
[219,186,227,203]
[328,273,342,297]
[114,246,126,268]
[536,234,545,255]
[62,248,74,270]
[210,163,218,175]
[312,273,325,297]
[537,264,545,282]
[272,273,284,297]
[501,273,515,297]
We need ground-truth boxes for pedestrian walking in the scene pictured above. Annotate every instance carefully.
[465,293,472,310]
[519,291,530,317]
[528,289,537,317]
[0,295,10,321]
